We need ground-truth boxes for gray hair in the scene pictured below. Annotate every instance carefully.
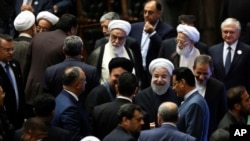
[221,18,241,31]
[63,35,83,56]
[100,12,120,22]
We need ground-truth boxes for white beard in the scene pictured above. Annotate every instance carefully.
[176,45,192,56]
[108,40,125,57]
[151,81,170,95]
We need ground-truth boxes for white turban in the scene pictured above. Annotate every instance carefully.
[149,58,174,75]
[14,10,35,31]
[37,11,59,25]
[80,136,100,141]
[108,20,131,35]
[177,24,200,42]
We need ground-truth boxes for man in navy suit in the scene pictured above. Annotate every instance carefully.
[209,18,250,92]
[102,103,144,141]
[52,66,90,141]
[193,55,227,139]
[0,34,25,129]
[172,67,210,141]
[138,102,196,141]
[129,0,175,88]
[92,72,139,140]
[43,35,99,102]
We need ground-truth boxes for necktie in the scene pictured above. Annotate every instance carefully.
[225,47,232,74]
[5,63,14,87]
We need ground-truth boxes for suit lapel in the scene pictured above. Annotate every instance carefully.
[229,43,242,75]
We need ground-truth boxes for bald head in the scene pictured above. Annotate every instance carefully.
[158,102,178,123]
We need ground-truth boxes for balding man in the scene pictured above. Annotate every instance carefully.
[138,102,196,141]
[52,66,89,141]
[134,58,178,129]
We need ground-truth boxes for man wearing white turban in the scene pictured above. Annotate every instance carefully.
[36,11,59,32]
[134,58,179,129]
[174,24,201,71]
[87,20,142,86]
[13,10,36,75]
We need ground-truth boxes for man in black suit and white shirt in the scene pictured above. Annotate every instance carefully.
[0,34,25,129]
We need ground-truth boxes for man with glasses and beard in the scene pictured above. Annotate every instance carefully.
[166,24,200,70]
[134,58,178,129]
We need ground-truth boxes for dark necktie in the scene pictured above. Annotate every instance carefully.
[225,47,232,74]
[5,63,14,87]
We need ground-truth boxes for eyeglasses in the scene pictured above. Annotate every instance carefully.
[37,25,49,32]
[0,47,14,52]
[175,39,190,44]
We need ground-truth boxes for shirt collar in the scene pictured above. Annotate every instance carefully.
[184,88,198,100]
[64,89,79,101]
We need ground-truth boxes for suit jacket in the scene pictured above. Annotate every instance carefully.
[158,38,208,69]
[204,77,227,138]
[14,121,72,141]
[24,29,66,105]
[134,87,178,128]
[85,84,116,120]
[138,124,196,141]
[208,41,250,92]
[218,111,246,131]
[0,60,25,129]
[52,90,89,141]
[103,126,137,141]
[129,21,175,70]
[92,98,131,140]
[15,0,52,16]
[43,58,99,100]
[177,91,210,141]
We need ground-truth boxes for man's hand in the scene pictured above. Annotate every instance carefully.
[144,21,155,34]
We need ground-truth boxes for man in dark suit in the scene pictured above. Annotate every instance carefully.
[52,66,89,141]
[0,34,25,129]
[103,103,144,141]
[85,57,133,119]
[15,0,52,16]
[129,0,175,88]
[193,55,227,139]
[217,86,250,130]
[172,67,210,141]
[24,14,78,105]
[92,72,138,140]
[14,93,72,141]
[138,102,196,141]
[159,15,208,62]
[134,58,178,129]
[209,18,250,92]
[43,35,99,102]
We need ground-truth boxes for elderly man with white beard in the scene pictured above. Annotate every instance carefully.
[87,19,142,85]
[134,58,179,129]
[170,24,200,71]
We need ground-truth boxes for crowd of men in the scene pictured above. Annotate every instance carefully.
[1,0,250,141]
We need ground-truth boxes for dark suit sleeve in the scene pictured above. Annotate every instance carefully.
[61,106,84,141]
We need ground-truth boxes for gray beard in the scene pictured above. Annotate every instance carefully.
[176,45,192,56]
[151,81,170,95]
